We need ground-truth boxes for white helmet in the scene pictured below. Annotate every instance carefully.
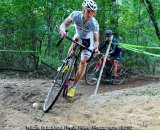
[82,0,98,12]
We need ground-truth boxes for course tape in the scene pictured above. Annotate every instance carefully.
[0,50,36,53]
[117,43,160,57]
[119,43,160,49]
[0,43,159,58]
[121,45,160,57]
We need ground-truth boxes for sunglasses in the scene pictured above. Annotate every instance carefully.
[86,9,95,14]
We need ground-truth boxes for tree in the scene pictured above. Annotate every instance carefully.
[144,0,160,42]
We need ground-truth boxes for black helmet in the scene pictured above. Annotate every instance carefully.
[105,30,113,37]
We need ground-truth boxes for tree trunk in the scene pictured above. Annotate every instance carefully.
[145,0,160,42]
[110,0,119,37]
[97,0,107,44]
[30,14,38,71]
[46,12,52,56]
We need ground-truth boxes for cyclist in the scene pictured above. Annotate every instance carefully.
[99,30,122,80]
[59,0,99,97]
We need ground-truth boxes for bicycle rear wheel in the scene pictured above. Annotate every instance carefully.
[43,59,74,112]
[85,62,100,85]
[113,64,127,85]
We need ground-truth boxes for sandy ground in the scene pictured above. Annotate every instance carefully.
[0,75,160,130]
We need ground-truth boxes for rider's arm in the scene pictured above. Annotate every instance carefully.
[93,32,100,55]
[60,11,79,37]
[59,18,72,37]
[94,32,99,49]
[93,19,99,53]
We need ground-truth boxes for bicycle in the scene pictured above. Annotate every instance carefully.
[43,36,94,112]
[85,53,127,85]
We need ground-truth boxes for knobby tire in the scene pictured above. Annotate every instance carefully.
[43,59,74,112]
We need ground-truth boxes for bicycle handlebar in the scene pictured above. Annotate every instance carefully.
[56,35,96,62]
[56,36,94,52]
[65,36,94,53]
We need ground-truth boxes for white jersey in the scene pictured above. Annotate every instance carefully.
[68,11,99,49]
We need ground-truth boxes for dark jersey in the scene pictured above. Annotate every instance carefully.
[99,38,122,60]
[99,38,122,55]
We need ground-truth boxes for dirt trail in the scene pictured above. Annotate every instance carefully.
[0,76,160,130]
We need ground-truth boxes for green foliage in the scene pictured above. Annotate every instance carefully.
[0,0,160,74]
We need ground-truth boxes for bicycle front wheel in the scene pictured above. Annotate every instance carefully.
[43,59,74,112]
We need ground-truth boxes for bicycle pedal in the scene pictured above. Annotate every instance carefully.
[53,80,56,83]
[91,78,98,81]
[57,67,61,71]
[106,79,113,84]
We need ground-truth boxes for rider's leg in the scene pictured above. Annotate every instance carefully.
[113,59,119,76]
[113,50,122,77]
[67,50,90,97]
[74,55,89,86]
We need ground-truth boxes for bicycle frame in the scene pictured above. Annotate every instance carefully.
[85,53,126,85]
[43,36,94,112]
[62,45,81,83]
[95,54,114,74]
